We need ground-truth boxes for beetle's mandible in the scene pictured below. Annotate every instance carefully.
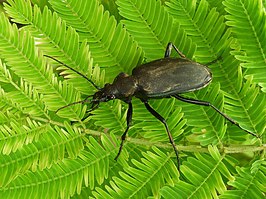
[47,42,258,171]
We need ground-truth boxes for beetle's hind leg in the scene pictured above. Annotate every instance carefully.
[142,100,180,171]
[173,94,258,138]
[114,102,133,161]
[165,42,186,59]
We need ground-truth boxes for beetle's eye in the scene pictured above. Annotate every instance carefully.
[109,95,115,100]
[103,95,115,102]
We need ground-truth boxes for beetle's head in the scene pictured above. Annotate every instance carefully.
[91,72,135,108]
[92,83,118,105]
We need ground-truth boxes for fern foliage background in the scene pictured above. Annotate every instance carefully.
[0,0,265,198]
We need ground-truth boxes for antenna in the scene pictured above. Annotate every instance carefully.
[44,55,101,90]
[55,95,94,113]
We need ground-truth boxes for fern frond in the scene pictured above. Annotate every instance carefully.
[116,0,196,60]
[166,0,230,62]
[0,134,115,198]
[224,75,266,137]
[0,11,85,120]
[223,0,266,92]
[0,118,47,155]
[91,100,127,134]
[0,112,12,125]
[0,122,84,187]
[4,0,142,123]
[0,15,51,92]
[220,160,266,199]
[48,0,143,79]
[5,0,102,94]
[206,0,226,15]
[0,59,13,84]
[92,147,179,198]
[0,1,264,198]
[0,59,48,117]
[160,146,234,199]
[6,79,48,117]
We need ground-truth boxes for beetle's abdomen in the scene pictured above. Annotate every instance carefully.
[132,58,212,98]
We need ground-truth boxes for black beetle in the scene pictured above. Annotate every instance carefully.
[46,42,257,170]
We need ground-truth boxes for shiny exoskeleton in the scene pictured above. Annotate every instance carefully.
[51,42,257,171]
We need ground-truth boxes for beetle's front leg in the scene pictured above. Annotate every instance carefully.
[114,101,133,160]
[164,42,186,59]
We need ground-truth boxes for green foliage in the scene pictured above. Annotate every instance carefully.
[223,0,266,92]
[0,0,265,198]
[116,0,196,60]
[220,159,266,199]
[160,146,235,199]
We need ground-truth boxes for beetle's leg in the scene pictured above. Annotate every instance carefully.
[164,43,172,58]
[165,42,186,59]
[142,100,180,171]
[114,101,133,161]
[174,94,258,138]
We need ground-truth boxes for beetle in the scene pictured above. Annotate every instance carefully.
[46,42,257,170]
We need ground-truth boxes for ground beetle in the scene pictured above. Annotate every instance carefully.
[47,42,257,170]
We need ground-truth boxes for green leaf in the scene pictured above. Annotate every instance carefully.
[0,134,116,198]
[160,146,234,199]
[0,10,84,120]
[220,160,266,199]
[5,0,103,95]
[0,0,265,198]
[223,0,266,92]
[0,122,84,187]
[116,0,196,60]
[48,0,144,80]
[92,147,179,198]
